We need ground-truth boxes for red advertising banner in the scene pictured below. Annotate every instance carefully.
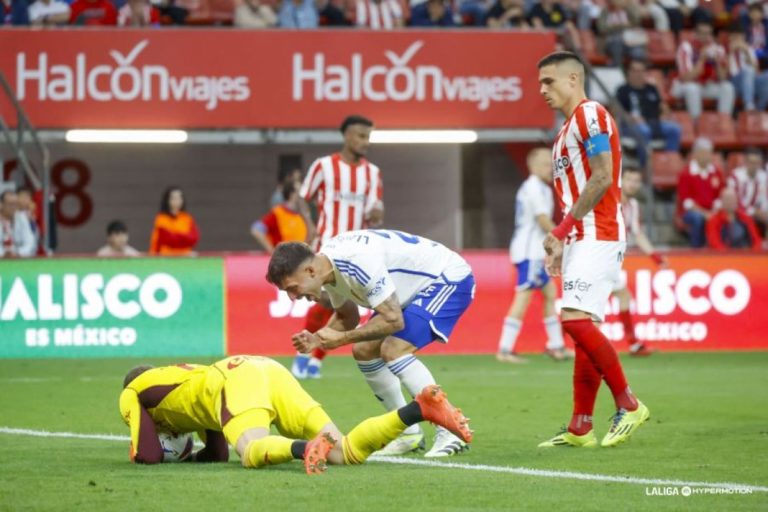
[0,29,555,130]
[225,251,768,356]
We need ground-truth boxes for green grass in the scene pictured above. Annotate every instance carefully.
[1,353,767,511]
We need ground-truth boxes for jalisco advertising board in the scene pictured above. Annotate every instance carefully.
[1,252,763,359]
[0,258,225,358]
[226,252,768,355]
[0,30,556,129]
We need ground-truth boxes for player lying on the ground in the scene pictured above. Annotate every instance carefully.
[118,355,472,474]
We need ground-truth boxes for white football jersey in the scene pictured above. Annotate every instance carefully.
[320,229,472,309]
[510,175,554,263]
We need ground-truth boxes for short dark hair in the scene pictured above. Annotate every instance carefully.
[281,182,297,202]
[745,146,764,158]
[278,167,301,185]
[266,242,315,286]
[537,51,585,70]
[627,58,647,69]
[107,220,128,236]
[16,186,33,196]
[340,115,374,134]
[695,19,714,30]
[748,2,763,12]
[123,365,154,388]
[160,186,184,215]
[623,166,643,175]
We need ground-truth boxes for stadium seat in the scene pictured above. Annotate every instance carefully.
[651,150,686,189]
[736,111,768,146]
[726,152,746,172]
[647,30,676,67]
[696,112,739,149]
[589,67,626,106]
[668,111,695,149]
[579,30,608,66]
[208,0,235,23]
[173,0,216,24]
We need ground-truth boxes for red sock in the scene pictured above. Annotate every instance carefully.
[618,309,637,345]
[568,344,601,435]
[311,348,327,360]
[562,319,638,411]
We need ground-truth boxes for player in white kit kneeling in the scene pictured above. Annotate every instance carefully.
[267,230,475,457]
[497,147,573,363]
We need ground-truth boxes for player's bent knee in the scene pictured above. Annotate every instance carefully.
[351,340,381,361]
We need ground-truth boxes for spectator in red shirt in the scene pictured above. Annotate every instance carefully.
[70,0,118,25]
[676,137,726,247]
[706,188,763,250]
[671,20,735,119]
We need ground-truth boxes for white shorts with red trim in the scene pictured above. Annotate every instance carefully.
[561,240,625,322]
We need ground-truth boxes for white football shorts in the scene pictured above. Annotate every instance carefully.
[560,240,625,322]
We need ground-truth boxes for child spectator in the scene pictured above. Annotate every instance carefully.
[97,220,141,257]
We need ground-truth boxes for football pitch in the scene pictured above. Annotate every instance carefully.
[1,352,766,511]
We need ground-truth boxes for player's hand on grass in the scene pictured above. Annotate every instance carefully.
[292,330,320,353]
[315,327,347,350]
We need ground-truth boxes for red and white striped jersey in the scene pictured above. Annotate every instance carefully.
[353,0,404,29]
[300,153,383,249]
[728,46,757,77]
[728,166,768,213]
[551,99,625,242]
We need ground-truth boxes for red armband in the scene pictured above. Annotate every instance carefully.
[650,252,664,266]
[551,213,576,241]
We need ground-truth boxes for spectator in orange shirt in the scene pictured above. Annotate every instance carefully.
[706,188,763,250]
[149,186,200,256]
[251,183,308,254]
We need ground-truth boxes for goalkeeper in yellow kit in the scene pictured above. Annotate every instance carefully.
[119,355,472,474]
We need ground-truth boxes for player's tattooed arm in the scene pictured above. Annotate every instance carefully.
[570,151,613,220]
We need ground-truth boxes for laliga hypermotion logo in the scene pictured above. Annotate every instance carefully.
[292,41,523,111]
[16,40,251,110]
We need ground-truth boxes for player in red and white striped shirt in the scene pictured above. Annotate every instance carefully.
[537,52,649,449]
[610,167,665,358]
[352,0,405,29]
[292,115,384,380]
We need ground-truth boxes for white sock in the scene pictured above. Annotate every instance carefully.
[357,358,419,435]
[386,354,436,397]
[543,315,565,350]
[308,357,322,368]
[498,317,522,354]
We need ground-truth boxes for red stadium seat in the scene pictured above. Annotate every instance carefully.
[726,152,746,173]
[579,30,608,66]
[736,111,768,146]
[696,112,739,149]
[174,0,212,23]
[208,0,235,23]
[668,111,695,149]
[651,151,686,189]
[647,30,677,67]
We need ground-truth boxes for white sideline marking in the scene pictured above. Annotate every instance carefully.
[1,426,765,493]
